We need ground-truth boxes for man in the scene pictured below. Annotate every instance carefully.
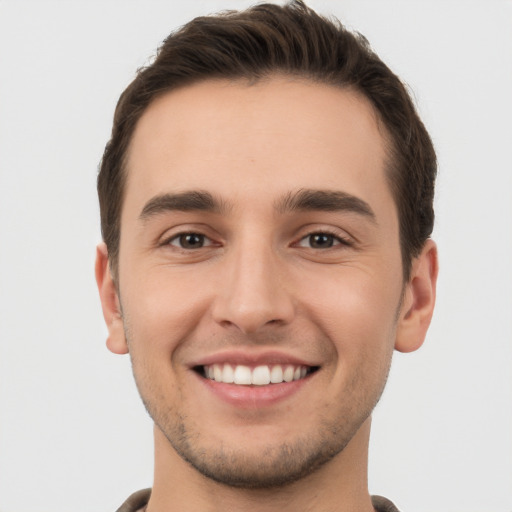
[95,1,438,511]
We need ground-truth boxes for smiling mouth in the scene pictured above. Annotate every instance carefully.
[195,364,319,386]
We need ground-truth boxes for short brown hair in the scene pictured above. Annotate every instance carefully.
[98,0,436,281]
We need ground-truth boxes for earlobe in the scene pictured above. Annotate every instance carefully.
[395,239,438,353]
[95,243,129,355]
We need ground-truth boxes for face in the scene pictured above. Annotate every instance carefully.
[98,77,434,488]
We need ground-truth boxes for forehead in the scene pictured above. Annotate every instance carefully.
[124,77,392,218]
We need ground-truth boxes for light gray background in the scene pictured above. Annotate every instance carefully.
[0,1,511,511]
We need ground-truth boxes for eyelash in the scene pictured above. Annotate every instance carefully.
[295,231,352,249]
[164,232,216,250]
[162,230,352,251]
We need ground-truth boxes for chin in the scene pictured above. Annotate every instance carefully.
[168,431,350,489]
[150,403,370,490]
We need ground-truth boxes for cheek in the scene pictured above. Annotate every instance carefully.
[296,265,402,355]
[299,268,401,339]
[309,273,399,407]
[120,268,214,356]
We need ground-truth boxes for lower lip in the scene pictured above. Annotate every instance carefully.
[197,373,313,408]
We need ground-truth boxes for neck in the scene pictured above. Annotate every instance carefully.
[147,418,375,512]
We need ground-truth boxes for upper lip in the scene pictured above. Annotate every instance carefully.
[188,349,320,369]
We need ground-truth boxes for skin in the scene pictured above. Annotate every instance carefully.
[96,77,438,512]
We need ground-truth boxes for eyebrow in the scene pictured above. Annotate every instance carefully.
[275,188,376,222]
[139,190,226,221]
[139,188,376,223]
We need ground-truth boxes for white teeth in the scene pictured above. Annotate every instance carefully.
[213,364,222,382]
[233,365,252,385]
[222,364,234,383]
[270,365,283,383]
[204,363,311,386]
[283,365,294,382]
[252,365,270,386]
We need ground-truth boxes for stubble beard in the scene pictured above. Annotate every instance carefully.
[120,294,398,490]
[153,409,363,489]
[122,291,403,490]
[129,352,392,490]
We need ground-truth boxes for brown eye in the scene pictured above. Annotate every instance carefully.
[308,233,335,248]
[169,233,209,249]
[296,232,350,249]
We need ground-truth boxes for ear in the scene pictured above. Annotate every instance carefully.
[95,243,128,355]
[395,239,438,353]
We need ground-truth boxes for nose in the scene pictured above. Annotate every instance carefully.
[211,240,295,334]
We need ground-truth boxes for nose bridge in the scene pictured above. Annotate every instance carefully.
[212,232,294,333]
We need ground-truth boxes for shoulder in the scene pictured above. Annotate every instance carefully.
[115,490,399,512]
[371,495,401,512]
[115,489,151,512]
